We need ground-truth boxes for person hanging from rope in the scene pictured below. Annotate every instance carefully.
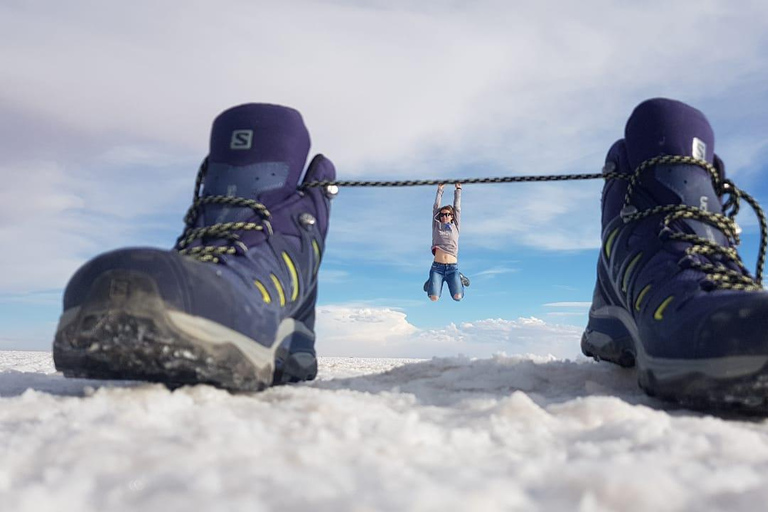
[424,183,470,301]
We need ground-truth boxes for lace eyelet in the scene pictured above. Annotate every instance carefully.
[677,255,695,269]
[658,226,674,241]
[620,205,638,223]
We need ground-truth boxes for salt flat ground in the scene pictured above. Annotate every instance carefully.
[2,351,768,512]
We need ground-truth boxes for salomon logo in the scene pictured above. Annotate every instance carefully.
[700,195,717,241]
[230,130,253,150]
[692,137,706,160]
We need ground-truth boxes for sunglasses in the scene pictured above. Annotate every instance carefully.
[439,212,453,217]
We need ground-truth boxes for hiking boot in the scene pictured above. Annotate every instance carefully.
[582,98,768,412]
[53,103,336,391]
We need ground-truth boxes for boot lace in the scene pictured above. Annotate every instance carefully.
[617,155,767,291]
[175,158,272,263]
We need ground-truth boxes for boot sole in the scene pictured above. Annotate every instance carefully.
[53,270,317,392]
[583,305,768,413]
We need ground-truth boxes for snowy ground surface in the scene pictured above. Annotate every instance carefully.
[3,351,768,512]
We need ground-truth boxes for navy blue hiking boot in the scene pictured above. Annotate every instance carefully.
[582,98,768,412]
[53,103,336,391]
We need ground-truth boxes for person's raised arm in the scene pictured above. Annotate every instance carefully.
[433,183,444,217]
[453,183,462,229]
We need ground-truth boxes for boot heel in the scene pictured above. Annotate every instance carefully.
[273,318,317,384]
[581,313,636,367]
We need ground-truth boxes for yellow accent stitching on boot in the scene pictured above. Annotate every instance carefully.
[605,228,619,257]
[622,252,643,292]
[282,252,299,302]
[270,274,286,307]
[312,239,321,275]
[254,280,271,304]
[654,296,674,320]
[635,284,652,311]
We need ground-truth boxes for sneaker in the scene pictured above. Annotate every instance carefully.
[582,98,768,412]
[53,103,336,391]
[423,280,429,292]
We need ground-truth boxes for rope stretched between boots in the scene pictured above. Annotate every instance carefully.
[299,158,766,286]
[299,172,619,189]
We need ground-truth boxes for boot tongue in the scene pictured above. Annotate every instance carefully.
[625,98,715,167]
[625,98,726,245]
[201,103,310,225]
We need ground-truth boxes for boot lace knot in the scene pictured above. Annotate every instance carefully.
[175,158,272,263]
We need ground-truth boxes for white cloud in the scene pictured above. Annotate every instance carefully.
[0,162,93,291]
[542,302,591,320]
[3,0,768,171]
[316,305,583,359]
[318,269,351,284]
[462,182,603,251]
[95,145,191,168]
[0,290,61,307]
[543,302,591,308]
[325,299,425,309]
[2,0,768,296]
[474,266,520,278]
[0,159,190,293]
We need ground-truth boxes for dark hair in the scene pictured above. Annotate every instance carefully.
[437,205,455,223]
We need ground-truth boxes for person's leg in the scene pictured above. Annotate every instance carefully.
[427,264,444,301]
[446,265,464,301]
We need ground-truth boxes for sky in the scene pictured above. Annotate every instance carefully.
[2,0,768,357]
[6,351,768,511]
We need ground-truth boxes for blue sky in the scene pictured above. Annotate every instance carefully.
[2,0,768,358]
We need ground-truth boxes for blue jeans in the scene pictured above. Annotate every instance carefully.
[427,262,463,301]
